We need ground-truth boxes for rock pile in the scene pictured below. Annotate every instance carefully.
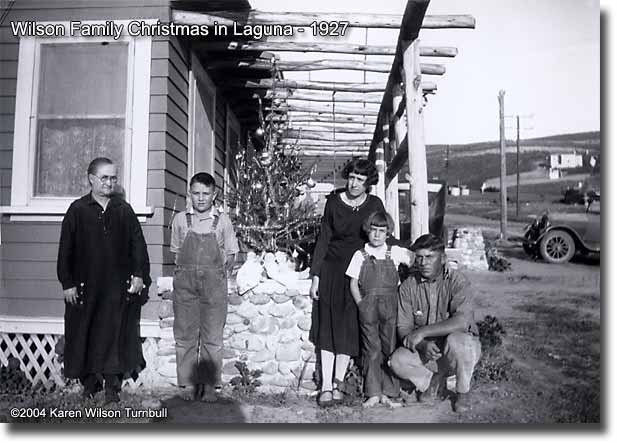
[450,227,489,271]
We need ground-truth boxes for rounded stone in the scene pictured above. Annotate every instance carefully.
[157,346,175,357]
[226,313,243,325]
[286,288,300,298]
[300,340,315,353]
[262,361,278,375]
[228,294,244,306]
[279,317,297,330]
[249,292,271,305]
[232,322,250,333]
[271,292,291,304]
[222,360,240,375]
[270,300,296,318]
[230,334,265,352]
[248,316,269,334]
[158,300,173,319]
[275,343,301,362]
[252,349,276,363]
[235,301,260,319]
[278,328,302,344]
[157,363,177,378]
[293,295,311,311]
[297,317,312,331]
[160,327,174,341]
[301,350,316,363]
[223,327,233,340]
[159,317,174,329]
[223,348,237,359]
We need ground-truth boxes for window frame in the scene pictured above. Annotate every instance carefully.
[2,19,153,220]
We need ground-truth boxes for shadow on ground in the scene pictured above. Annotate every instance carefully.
[161,395,249,423]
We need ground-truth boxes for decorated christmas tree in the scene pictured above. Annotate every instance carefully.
[226,61,320,255]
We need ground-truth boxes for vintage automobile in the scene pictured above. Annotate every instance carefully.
[523,211,600,264]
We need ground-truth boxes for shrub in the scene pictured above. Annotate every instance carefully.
[473,316,515,383]
[230,361,262,395]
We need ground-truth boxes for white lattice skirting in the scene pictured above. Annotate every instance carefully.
[0,316,160,389]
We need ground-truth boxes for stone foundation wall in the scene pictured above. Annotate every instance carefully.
[449,227,489,271]
[154,278,316,393]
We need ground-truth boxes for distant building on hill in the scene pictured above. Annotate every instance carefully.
[548,152,583,179]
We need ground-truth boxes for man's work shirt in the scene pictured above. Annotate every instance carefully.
[397,267,479,342]
[170,207,239,263]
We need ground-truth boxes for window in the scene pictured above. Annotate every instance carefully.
[5,20,152,218]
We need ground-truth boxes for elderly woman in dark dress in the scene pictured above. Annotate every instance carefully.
[309,158,385,407]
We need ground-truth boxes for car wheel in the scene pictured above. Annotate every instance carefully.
[540,230,576,264]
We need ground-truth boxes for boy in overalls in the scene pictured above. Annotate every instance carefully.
[346,211,413,408]
[170,172,238,401]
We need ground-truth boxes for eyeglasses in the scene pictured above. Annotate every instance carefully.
[93,175,118,183]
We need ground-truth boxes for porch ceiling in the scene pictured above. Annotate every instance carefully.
[170,0,475,184]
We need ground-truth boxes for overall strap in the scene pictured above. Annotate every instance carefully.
[185,212,192,229]
[386,245,392,259]
[360,249,370,260]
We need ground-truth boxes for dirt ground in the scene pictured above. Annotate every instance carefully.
[1,214,600,424]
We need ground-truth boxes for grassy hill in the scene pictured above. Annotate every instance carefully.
[397,131,600,190]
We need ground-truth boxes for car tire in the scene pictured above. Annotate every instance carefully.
[539,230,576,264]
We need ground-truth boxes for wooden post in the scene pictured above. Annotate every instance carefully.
[374,118,387,204]
[387,81,405,239]
[498,90,508,240]
[403,39,429,242]
[516,115,521,217]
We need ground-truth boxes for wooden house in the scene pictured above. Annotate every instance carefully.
[0,0,474,387]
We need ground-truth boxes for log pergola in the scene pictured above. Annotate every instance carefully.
[171,0,475,242]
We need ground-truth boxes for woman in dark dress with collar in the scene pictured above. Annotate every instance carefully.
[309,159,385,406]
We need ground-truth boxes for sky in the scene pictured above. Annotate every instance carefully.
[249,0,600,144]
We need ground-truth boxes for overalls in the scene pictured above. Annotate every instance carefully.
[173,213,228,387]
[357,245,400,398]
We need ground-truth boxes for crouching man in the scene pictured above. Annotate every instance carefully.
[389,234,481,413]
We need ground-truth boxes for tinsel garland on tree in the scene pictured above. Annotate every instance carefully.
[226,60,320,253]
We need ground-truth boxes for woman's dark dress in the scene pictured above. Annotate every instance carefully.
[309,190,385,356]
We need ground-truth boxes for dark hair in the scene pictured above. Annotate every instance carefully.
[190,172,216,188]
[410,233,445,252]
[87,157,114,176]
[341,158,379,188]
[363,210,395,234]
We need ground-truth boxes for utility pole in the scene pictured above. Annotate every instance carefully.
[516,115,521,217]
[498,90,507,240]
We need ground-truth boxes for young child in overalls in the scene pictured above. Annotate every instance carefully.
[170,172,238,401]
[346,211,414,408]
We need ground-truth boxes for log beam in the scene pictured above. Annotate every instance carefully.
[279,139,371,147]
[297,150,371,157]
[227,78,437,94]
[273,113,378,125]
[287,125,375,134]
[262,90,384,104]
[268,103,380,116]
[172,9,476,29]
[283,130,372,142]
[196,40,458,57]
[206,58,446,75]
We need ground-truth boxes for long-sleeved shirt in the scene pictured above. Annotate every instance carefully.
[170,207,239,259]
[397,267,479,342]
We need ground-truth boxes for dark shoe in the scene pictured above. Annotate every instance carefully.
[81,375,103,399]
[332,378,345,403]
[453,391,472,413]
[416,372,445,403]
[318,390,334,408]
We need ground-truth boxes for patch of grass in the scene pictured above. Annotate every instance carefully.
[473,316,516,384]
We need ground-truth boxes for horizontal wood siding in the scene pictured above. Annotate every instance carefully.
[1,0,172,320]
[214,92,227,194]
